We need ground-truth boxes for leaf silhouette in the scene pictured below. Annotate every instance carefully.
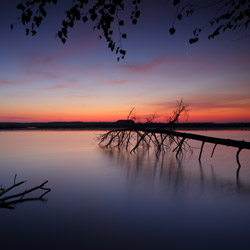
[189,37,199,44]
[169,27,176,35]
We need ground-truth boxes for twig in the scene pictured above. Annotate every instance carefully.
[0,180,27,197]
[0,178,51,209]
[0,180,50,202]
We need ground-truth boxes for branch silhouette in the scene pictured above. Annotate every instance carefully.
[99,101,250,178]
[0,175,51,209]
[11,0,250,60]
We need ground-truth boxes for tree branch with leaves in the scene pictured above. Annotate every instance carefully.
[170,0,250,44]
[11,0,250,60]
[11,0,142,61]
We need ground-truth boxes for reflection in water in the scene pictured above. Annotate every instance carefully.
[101,146,250,200]
[1,131,250,249]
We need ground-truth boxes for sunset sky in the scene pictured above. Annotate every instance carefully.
[1,1,250,123]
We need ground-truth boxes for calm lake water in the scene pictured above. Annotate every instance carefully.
[0,130,250,250]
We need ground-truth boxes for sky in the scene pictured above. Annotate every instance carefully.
[0,0,250,123]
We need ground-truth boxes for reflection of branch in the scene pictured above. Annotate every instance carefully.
[99,127,250,176]
[0,176,51,209]
[101,143,250,201]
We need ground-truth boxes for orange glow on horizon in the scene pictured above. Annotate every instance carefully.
[1,107,249,123]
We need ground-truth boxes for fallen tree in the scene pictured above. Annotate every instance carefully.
[99,101,250,178]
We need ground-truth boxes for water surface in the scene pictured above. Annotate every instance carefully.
[0,130,250,249]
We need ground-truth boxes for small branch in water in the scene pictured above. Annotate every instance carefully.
[236,148,243,179]
[0,177,51,209]
[0,180,27,198]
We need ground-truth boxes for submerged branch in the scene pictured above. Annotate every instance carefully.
[0,177,51,209]
[236,148,243,178]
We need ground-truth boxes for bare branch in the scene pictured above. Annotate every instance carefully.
[98,100,250,178]
[0,177,51,209]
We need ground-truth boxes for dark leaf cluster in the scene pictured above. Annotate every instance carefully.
[12,0,250,59]
[12,0,58,37]
[12,0,142,60]
[170,0,250,44]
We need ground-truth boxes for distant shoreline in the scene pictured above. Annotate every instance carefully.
[0,122,250,131]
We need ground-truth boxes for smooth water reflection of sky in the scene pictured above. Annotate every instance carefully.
[0,130,250,250]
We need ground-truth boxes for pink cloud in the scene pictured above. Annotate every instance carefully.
[0,79,16,85]
[23,48,70,79]
[186,94,250,110]
[123,51,250,76]
[41,83,73,90]
[26,47,69,67]
[151,93,250,112]
[125,58,167,72]
[65,30,100,55]
[26,69,60,80]
[24,55,59,81]
[28,54,53,65]
[100,80,129,85]
[0,116,28,121]
[122,56,215,77]
[23,47,96,81]
[232,52,250,66]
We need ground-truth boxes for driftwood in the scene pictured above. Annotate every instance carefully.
[99,127,250,178]
[0,175,51,209]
